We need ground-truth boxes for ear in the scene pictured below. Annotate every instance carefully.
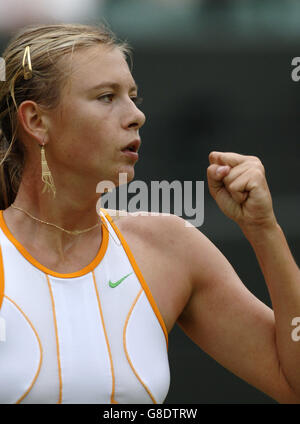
[17,100,50,145]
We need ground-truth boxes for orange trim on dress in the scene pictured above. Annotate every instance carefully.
[4,295,43,404]
[0,211,109,279]
[92,271,117,404]
[45,274,63,404]
[0,246,4,310]
[123,289,157,404]
[100,209,168,348]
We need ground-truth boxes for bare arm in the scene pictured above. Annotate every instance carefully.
[176,152,300,403]
[177,225,299,403]
[242,219,300,398]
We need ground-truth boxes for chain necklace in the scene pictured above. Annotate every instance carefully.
[10,204,101,236]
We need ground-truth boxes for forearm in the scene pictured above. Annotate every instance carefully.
[243,221,300,396]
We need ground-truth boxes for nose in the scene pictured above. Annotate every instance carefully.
[123,100,146,130]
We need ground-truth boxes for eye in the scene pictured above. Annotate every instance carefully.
[97,93,114,103]
[131,96,143,106]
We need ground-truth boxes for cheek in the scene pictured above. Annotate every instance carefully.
[73,105,112,137]
[55,101,119,153]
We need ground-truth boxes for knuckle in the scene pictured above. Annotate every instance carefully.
[259,163,265,174]
[248,156,265,172]
[252,167,265,179]
[249,155,260,164]
[249,155,259,160]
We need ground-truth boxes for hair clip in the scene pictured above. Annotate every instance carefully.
[22,45,32,80]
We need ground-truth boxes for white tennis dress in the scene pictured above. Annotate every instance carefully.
[0,209,170,404]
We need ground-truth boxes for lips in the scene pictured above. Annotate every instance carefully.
[122,139,141,153]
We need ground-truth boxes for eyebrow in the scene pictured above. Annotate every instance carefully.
[88,81,138,92]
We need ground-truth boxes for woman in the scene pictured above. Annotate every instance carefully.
[0,23,299,404]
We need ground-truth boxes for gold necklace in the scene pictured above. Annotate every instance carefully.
[11,204,100,236]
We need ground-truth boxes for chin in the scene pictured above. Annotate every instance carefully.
[113,166,135,187]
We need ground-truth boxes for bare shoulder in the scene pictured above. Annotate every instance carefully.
[103,208,200,254]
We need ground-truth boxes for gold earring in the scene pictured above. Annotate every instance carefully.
[41,144,56,198]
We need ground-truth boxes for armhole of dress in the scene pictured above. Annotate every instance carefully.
[100,209,168,349]
[0,244,4,310]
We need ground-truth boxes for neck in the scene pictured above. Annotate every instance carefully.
[7,175,103,258]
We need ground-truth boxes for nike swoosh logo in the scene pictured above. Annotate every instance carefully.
[109,272,133,288]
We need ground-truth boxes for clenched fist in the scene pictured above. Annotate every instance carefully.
[207,152,277,230]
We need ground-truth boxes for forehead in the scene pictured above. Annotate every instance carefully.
[64,45,135,94]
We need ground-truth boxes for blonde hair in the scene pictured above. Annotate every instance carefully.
[0,23,131,209]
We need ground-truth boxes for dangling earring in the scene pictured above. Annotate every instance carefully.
[41,144,56,198]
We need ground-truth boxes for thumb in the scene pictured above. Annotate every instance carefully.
[207,164,230,198]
